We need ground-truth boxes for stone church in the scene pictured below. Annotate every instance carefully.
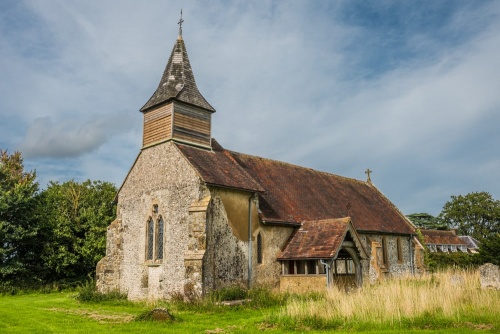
[96,23,424,300]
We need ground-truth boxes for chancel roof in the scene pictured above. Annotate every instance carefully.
[277,218,367,260]
[140,36,215,112]
[178,140,416,235]
[420,229,467,246]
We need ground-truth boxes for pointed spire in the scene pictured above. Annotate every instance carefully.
[140,15,215,113]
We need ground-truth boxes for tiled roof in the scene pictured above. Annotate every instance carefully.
[233,151,414,234]
[420,229,467,245]
[175,140,264,193]
[178,139,415,235]
[277,218,366,260]
[141,36,215,112]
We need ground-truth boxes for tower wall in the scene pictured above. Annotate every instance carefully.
[172,103,211,147]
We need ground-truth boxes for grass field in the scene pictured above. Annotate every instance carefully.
[0,269,498,333]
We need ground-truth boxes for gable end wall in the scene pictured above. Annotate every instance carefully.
[97,142,208,300]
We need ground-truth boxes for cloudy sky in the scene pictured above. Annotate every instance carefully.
[1,0,499,216]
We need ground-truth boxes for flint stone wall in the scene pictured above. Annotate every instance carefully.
[96,142,207,300]
[360,234,414,283]
[203,189,248,292]
[96,219,123,292]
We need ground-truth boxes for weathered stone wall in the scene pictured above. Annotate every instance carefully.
[184,196,211,298]
[359,234,414,284]
[479,263,500,290]
[203,188,249,292]
[253,224,294,289]
[203,189,294,290]
[96,219,123,292]
[97,142,206,300]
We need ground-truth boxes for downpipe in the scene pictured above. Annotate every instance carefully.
[247,193,256,288]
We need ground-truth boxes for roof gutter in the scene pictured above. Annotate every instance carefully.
[261,220,301,227]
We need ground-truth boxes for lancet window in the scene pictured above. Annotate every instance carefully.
[145,203,164,264]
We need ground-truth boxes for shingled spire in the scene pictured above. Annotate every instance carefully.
[140,15,215,149]
[140,32,215,112]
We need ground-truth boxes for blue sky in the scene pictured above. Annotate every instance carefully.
[1,0,499,216]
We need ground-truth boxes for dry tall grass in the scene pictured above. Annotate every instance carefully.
[281,269,499,328]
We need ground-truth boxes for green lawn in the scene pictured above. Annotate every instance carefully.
[0,292,279,334]
[0,292,497,333]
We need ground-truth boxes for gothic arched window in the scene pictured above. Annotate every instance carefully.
[146,217,154,261]
[145,203,164,264]
[156,216,164,260]
[257,232,263,264]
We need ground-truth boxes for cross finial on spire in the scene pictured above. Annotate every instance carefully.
[365,168,372,183]
[178,9,184,37]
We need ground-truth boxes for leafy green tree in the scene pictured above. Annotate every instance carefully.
[407,213,448,230]
[439,192,500,240]
[0,150,42,285]
[37,180,116,281]
[478,233,500,265]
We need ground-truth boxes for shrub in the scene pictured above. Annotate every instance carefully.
[208,285,248,302]
[75,280,127,303]
[426,252,480,271]
[247,287,286,308]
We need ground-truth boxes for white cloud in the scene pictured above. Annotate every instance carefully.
[1,0,499,214]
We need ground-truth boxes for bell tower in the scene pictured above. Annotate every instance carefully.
[140,13,215,149]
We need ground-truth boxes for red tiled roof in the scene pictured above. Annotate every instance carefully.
[175,141,264,193]
[420,229,467,245]
[179,140,416,235]
[278,218,358,260]
[230,151,415,234]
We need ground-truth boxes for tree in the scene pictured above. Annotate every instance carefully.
[406,213,448,230]
[37,180,116,281]
[439,192,500,240]
[0,150,42,285]
[478,233,500,266]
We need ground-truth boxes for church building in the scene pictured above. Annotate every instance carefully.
[96,21,424,300]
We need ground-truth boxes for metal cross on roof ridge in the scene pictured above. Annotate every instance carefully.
[365,168,372,183]
[178,9,184,37]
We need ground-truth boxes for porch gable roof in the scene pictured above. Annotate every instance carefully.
[277,217,368,260]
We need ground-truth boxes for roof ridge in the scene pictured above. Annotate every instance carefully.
[225,148,368,185]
